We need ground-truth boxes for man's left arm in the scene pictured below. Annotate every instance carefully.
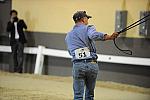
[21,20,27,29]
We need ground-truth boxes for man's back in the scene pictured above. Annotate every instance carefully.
[65,23,90,59]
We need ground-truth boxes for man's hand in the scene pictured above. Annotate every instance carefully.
[104,32,119,40]
[10,16,14,23]
[110,32,119,39]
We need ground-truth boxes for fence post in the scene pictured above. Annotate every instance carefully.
[34,45,45,74]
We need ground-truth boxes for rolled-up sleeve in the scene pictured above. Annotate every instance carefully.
[87,25,106,40]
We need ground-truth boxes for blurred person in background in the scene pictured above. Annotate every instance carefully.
[6,9,27,73]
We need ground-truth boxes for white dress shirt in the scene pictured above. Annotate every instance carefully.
[14,22,19,39]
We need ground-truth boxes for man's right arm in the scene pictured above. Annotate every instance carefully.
[87,25,106,40]
[6,21,13,32]
[87,25,119,41]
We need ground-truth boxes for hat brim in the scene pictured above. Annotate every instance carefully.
[87,15,92,19]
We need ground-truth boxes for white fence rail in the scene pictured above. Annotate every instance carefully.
[0,45,150,75]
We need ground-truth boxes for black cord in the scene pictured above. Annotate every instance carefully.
[113,38,132,55]
[118,14,150,34]
[118,17,150,34]
[114,14,150,55]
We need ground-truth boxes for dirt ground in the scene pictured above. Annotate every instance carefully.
[0,71,150,100]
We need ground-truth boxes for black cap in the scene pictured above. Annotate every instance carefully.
[73,11,92,22]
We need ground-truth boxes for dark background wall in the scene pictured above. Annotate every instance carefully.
[0,0,150,88]
[26,32,150,88]
[1,31,150,87]
[0,0,11,72]
[0,0,11,36]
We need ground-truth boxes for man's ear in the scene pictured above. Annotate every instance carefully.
[80,18,85,23]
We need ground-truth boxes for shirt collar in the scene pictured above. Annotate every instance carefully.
[73,23,86,29]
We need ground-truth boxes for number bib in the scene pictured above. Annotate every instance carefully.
[74,47,90,59]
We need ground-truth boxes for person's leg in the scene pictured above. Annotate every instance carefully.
[73,62,86,100]
[17,42,24,73]
[85,78,96,100]
[11,43,18,72]
[85,62,99,100]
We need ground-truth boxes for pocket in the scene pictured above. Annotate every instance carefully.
[88,63,99,74]
[73,63,86,79]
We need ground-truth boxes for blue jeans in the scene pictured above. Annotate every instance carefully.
[73,62,99,100]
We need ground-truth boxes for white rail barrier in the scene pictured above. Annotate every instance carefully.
[0,45,150,75]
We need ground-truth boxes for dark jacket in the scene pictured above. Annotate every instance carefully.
[6,19,27,45]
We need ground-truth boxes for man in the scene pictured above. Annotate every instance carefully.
[65,11,118,100]
[6,9,27,73]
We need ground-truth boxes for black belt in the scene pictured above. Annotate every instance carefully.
[73,58,97,63]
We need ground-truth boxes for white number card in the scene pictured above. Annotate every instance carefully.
[75,47,90,59]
